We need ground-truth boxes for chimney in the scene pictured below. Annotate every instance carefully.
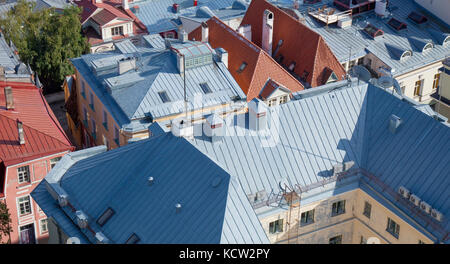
[122,0,129,10]
[17,119,25,145]
[215,48,228,68]
[178,29,188,42]
[248,98,267,131]
[201,22,209,43]
[4,86,14,110]
[203,114,224,143]
[176,52,185,74]
[262,10,274,56]
[171,117,194,138]
[389,114,402,134]
[238,24,252,41]
[118,57,136,75]
[95,0,102,3]
[172,3,179,13]
[193,0,198,6]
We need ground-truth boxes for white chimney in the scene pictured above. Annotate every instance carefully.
[118,57,136,75]
[17,119,25,145]
[248,98,267,131]
[215,48,228,68]
[238,24,252,42]
[122,0,129,10]
[262,10,274,56]
[201,22,209,43]
[178,29,188,42]
[171,117,194,139]
[4,86,14,110]
[389,114,402,134]
[203,114,224,143]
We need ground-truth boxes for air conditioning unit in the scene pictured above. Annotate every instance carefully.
[409,194,421,206]
[76,211,88,229]
[431,209,443,222]
[58,194,69,207]
[333,163,343,175]
[398,186,410,199]
[95,232,110,244]
[247,193,256,203]
[256,190,267,201]
[419,201,431,214]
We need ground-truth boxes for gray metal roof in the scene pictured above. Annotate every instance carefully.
[273,0,450,77]
[70,39,246,132]
[0,0,72,17]
[32,135,269,244]
[0,32,33,78]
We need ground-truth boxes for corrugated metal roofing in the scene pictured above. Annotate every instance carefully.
[33,134,269,244]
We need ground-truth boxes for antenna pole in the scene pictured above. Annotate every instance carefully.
[183,54,187,118]
[347,46,352,74]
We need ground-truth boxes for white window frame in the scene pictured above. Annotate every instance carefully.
[40,218,49,234]
[17,195,32,217]
[17,165,31,184]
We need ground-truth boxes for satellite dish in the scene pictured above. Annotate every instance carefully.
[377,75,394,89]
[350,65,371,82]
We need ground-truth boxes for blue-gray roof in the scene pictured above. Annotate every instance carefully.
[0,0,72,17]
[32,134,269,244]
[132,0,245,34]
[70,39,245,132]
[273,0,450,76]
[0,32,33,79]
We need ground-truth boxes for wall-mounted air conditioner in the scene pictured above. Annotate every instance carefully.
[431,209,443,222]
[409,194,421,206]
[76,211,88,229]
[58,194,69,207]
[419,201,431,214]
[398,186,410,199]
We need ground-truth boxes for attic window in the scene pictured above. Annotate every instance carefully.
[200,82,212,94]
[237,62,247,73]
[288,62,296,72]
[158,91,171,103]
[301,70,309,81]
[388,18,407,31]
[400,50,412,60]
[408,12,428,24]
[276,54,284,63]
[423,43,433,52]
[363,24,384,38]
[125,233,140,244]
[326,72,339,84]
[96,208,115,227]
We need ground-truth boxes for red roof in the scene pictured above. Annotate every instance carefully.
[259,78,290,100]
[240,0,346,87]
[0,82,73,166]
[189,17,304,102]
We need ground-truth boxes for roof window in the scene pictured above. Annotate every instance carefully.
[125,233,140,244]
[363,24,384,38]
[158,91,171,103]
[408,12,428,25]
[96,207,115,227]
[388,18,407,31]
[237,62,247,73]
[200,82,212,94]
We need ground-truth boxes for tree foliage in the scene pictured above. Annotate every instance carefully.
[0,0,89,93]
[0,200,12,244]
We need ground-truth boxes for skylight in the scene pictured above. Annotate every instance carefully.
[363,24,384,38]
[158,91,171,103]
[408,12,428,25]
[237,62,247,73]
[96,208,115,227]
[388,18,407,31]
[125,233,140,244]
[200,82,212,94]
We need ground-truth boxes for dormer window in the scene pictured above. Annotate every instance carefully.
[326,72,339,84]
[423,43,433,52]
[111,26,123,36]
[237,62,247,73]
[400,50,412,61]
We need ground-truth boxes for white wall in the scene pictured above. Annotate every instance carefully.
[415,0,450,26]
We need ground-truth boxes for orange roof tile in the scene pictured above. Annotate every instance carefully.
[240,0,346,87]
[189,17,304,102]
[259,78,290,100]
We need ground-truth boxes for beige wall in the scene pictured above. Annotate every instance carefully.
[259,189,434,244]
[101,20,133,40]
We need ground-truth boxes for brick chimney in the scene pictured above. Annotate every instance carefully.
[4,86,14,110]
[201,22,209,42]
[17,119,25,145]
[262,10,274,56]
[122,0,129,10]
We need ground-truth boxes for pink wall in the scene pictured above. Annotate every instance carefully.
[0,151,70,244]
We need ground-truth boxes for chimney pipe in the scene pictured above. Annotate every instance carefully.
[17,119,25,145]
[262,10,274,56]
[193,0,198,7]
[122,0,129,10]
[4,86,14,110]
[201,22,209,43]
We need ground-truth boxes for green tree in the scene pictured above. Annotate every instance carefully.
[0,200,12,244]
[0,0,89,93]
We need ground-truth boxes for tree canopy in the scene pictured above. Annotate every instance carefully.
[0,0,89,93]
[0,200,12,243]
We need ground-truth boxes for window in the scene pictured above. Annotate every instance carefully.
[360,236,367,244]
[111,26,123,36]
[363,201,371,219]
[269,219,283,234]
[388,18,407,31]
[408,12,428,25]
[17,165,30,184]
[268,98,277,107]
[126,233,140,244]
[114,126,120,146]
[237,62,247,73]
[386,218,400,238]
[363,24,384,38]
[329,235,342,244]
[199,82,212,94]
[414,80,422,96]
[300,209,315,226]
[367,58,372,68]
[331,200,346,216]
[40,219,48,234]
[50,157,62,169]
[83,107,88,123]
[433,73,440,89]
[158,91,171,103]
[97,207,115,227]
[103,110,108,130]
[103,135,110,150]
[91,119,96,140]
[81,81,86,98]
[17,196,32,216]
[279,95,288,105]
[89,92,95,111]
[418,240,426,244]
[357,57,364,65]
[288,62,296,72]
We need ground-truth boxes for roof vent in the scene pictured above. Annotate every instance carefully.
[332,163,343,175]
[58,194,69,207]
[203,114,224,143]
[148,176,155,185]
[431,209,443,222]
[4,86,14,110]
[409,194,421,206]
[256,190,267,201]
[76,210,88,229]
[419,201,432,214]
[171,118,194,139]
[95,232,110,244]
[398,186,410,199]
[388,114,401,134]
[248,98,267,131]
[17,119,25,145]
[175,203,182,213]
[215,48,228,68]
[344,161,354,171]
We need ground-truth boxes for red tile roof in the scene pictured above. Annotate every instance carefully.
[259,78,290,100]
[0,82,73,166]
[240,0,346,87]
[189,17,304,102]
